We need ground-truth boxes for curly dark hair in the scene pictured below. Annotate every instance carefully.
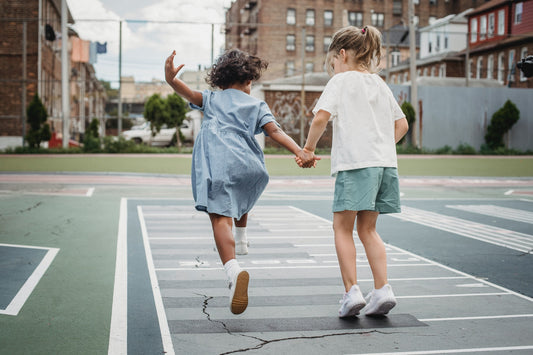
[206,49,268,89]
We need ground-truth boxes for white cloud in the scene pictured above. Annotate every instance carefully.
[67,0,229,85]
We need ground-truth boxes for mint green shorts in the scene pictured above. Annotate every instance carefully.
[333,167,401,214]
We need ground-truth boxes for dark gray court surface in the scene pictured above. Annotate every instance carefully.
[111,193,533,355]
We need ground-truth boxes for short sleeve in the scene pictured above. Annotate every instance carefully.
[256,101,278,136]
[188,90,211,112]
[386,88,406,121]
[312,76,339,118]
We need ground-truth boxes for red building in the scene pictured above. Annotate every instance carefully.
[467,0,533,87]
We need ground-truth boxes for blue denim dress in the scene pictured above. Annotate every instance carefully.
[190,89,276,219]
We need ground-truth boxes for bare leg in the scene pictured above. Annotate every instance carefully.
[234,213,247,227]
[209,213,235,264]
[356,211,388,289]
[333,210,358,292]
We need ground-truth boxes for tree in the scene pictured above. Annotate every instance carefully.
[484,100,520,150]
[166,93,188,147]
[83,118,101,152]
[143,93,188,147]
[399,101,415,145]
[26,94,51,148]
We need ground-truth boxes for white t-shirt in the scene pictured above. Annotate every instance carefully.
[312,71,405,176]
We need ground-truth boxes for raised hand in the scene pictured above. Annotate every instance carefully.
[165,50,185,84]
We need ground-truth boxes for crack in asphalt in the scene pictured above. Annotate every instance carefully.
[195,293,404,355]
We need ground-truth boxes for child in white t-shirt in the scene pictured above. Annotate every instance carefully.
[296,25,409,317]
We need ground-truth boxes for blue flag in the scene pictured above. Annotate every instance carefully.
[96,42,107,54]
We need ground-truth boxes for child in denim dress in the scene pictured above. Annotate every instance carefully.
[165,49,305,314]
[296,26,409,317]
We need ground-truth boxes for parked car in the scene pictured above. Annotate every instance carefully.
[121,121,193,146]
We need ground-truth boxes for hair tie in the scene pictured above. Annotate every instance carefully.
[362,27,367,34]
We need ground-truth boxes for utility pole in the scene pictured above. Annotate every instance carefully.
[22,21,27,147]
[61,0,70,148]
[211,23,215,65]
[408,0,419,148]
[117,20,123,135]
[300,26,306,147]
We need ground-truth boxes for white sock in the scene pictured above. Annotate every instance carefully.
[234,227,247,244]
[223,259,241,280]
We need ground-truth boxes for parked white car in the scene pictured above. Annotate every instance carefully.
[121,121,193,146]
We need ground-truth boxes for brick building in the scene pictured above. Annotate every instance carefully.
[388,0,532,87]
[0,0,106,147]
[467,0,532,88]
[225,0,483,81]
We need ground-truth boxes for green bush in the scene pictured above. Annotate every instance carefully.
[26,94,51,148]
[453,143,477,155]
[83,118,102,153]
[484,100,520,150]
[398,101,415,145]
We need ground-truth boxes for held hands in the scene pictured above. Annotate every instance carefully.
[295,148,321,168]
[165,50,185,84]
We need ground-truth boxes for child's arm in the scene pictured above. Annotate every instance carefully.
[302,109,330,153]
[394,117,409,143]
[165,50,203,107]
[262,122,302,155]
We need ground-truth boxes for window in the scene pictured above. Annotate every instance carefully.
[439,64,446,77]
[487,55,494,79]
[436,35,441,52]
[286,61,295,76]
[444,35,448,49]
[403,72,408,82]
[520,47,528,81]
[348,12,363,27]
[423,68,428,76]
[515,2,523,24]
[371,13,384,27]
[430,0,437,5]
[469,59,474,78]
[413,16,419,27]
[287,8,296,25]
[508,49,515,83]
[286,35,295,51]
[428,41,432,54]
[391,51,401,66]
[498,52,505,82]
[306,9,315,26]
[488,13,495,38]
[305,62,314,73]
[414,0,419,4]
[431,67,436,77]
[324,10,333,27]
[323,36,332,53]
[477,57,483,79]
[498,10,505,35]
[306,35,315,52]
[480,16,487,40]
[470,18,477,42]
[393,0,402,15]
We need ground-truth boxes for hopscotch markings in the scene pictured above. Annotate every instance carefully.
[446,204,533,224]
[391,206,533,253]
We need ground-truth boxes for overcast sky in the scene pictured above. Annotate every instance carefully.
[67,0,233,87]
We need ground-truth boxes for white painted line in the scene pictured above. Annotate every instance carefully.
[108,198,128,355]
[385,242,533,303]
[504,189,514,195]
[86,187,95,197]
[155,263,433,271]
[447,204,533,224]
[138,206,175,355]
[0,244,59,316]
[390,206,533,253]
[397,292,510,299]
[349,345,533,355]
[420,314,533,322]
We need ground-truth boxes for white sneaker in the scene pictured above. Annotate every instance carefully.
[235,241,249,255]
[338,284,366,318]
[228,270,249,314]
[364,284,397,316]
